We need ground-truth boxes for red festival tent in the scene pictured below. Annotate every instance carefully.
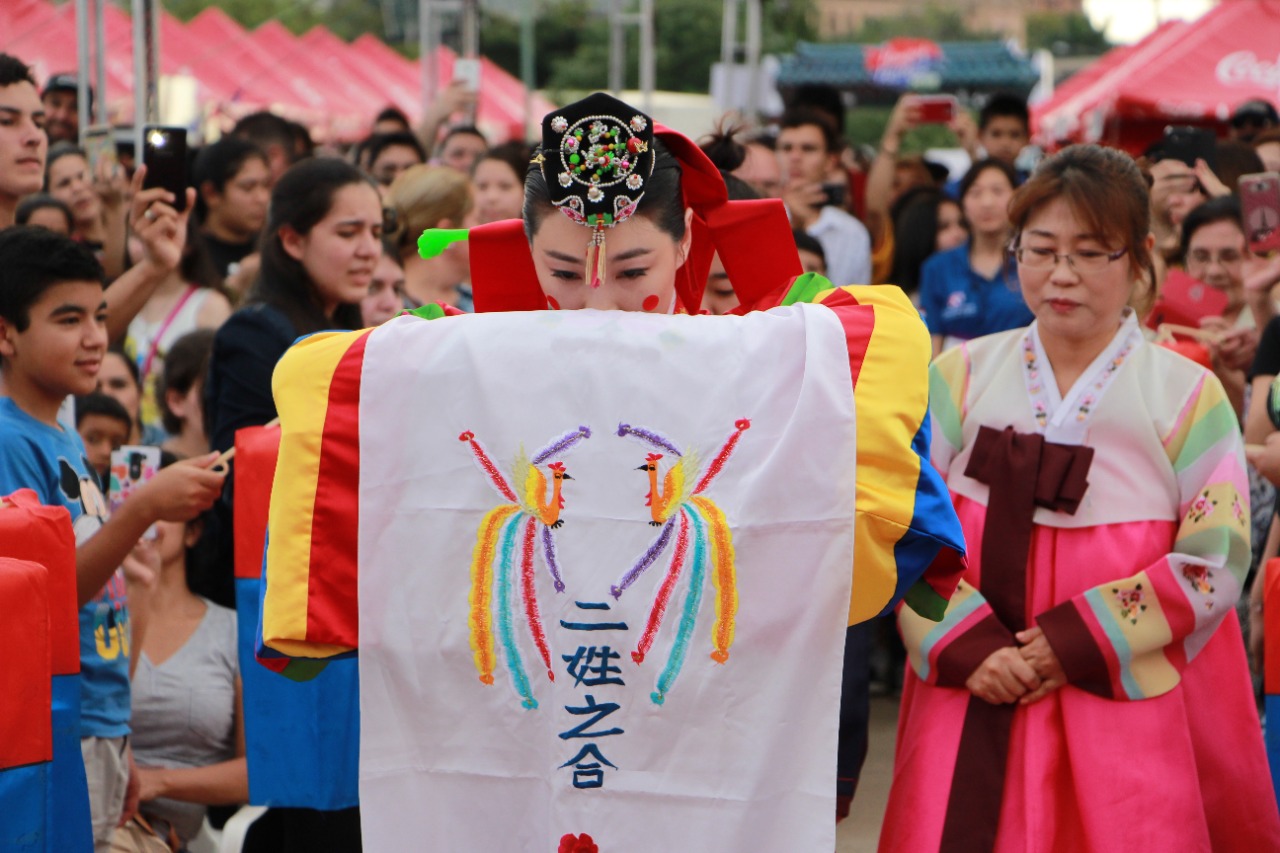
[349,33,556,144]
[1031,21,1179,145]
[246,20,380,139]
[1034,0,1280,154]
[1,0,133,107]
[299,26,425,125]
[1,0,552,143]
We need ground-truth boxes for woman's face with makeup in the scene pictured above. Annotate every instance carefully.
[530,208,691,312]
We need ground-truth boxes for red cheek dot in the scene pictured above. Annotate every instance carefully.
[546,295,560,310]
[642,294,660,312]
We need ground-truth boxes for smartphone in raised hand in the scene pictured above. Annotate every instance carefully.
[1162,125,1217,170]
[141,125,189,211]
[1145,268,1231,332]
[1240,171,1280,254]
[109,445,162,538]
[914,94,957,125]
[453,58,481,94]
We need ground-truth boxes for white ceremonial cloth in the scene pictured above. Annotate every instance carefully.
[356,305,857,852]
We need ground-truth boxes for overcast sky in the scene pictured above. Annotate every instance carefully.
[1083,0,1216,44]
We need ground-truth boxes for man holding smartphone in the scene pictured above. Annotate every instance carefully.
[776,108,872,287]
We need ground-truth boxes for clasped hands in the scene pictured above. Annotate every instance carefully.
[964,627,1067,706]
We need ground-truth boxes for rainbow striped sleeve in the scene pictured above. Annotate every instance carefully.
[927,343,970,480]
[806,285,967,624]
[261,328,374,660]
[898,579,1013,686]
[1038,371,1250,701]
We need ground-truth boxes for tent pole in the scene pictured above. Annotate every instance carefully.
[721,0,738,68]
[521,4,536,142]
[148,0,159,125]
[744,0,760,120]
[609,0,625,95]
[462,0,478,126]
[420,0,437,120]
[132,0,144,160]
[639,0,653,113]
[76,0,91,145]
[92,0,107,126]
[609,0,651,107]
[132,0,159,159]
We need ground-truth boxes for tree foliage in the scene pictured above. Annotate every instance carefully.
[482,0,815,94]
[159,0,817,88]
[163,0,384,42]
[1025,12,1111,57]
[842,8,1001,44]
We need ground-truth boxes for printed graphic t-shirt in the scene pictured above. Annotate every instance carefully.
[0,397,129,737]
[918,242,1033,347]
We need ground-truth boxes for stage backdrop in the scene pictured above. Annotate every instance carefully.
[268,305,860,851]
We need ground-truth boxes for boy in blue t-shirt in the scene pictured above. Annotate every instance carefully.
[0,227,225,850]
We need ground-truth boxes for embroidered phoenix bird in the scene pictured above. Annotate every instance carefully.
[613,419,750,705]
[460,426,591,709]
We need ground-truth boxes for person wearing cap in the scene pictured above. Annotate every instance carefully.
[42,72,86,145]
[253,92,967,848]
[1231,98,1279,144]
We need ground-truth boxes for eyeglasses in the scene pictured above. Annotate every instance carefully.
[1186,248,1245,267]
[1011,245,1128,273]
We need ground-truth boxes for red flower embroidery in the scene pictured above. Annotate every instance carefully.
[559,834,598,853]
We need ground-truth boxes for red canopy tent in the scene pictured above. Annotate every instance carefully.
[1031,22,1174,144]
[301,26,424,125]
[1032,20,1190,151]
[1,0,554,144]
[183,8,336,127]
[247,20,381,139]
[348,35,554,144]
[1034,0,1280,154]
[1,0,133,114]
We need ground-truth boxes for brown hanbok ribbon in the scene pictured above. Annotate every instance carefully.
[938,426,1093,853]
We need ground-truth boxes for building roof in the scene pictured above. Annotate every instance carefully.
[777,40,1038,100]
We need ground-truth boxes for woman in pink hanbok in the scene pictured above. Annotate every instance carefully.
[881,145,1280,852]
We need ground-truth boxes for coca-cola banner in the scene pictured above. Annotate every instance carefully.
[1217,51,1280,93]
[1034,0,1280,151]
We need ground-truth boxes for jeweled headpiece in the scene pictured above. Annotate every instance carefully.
[537,92,657,288]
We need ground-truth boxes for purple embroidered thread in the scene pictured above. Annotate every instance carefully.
[533,426,593,465]
[616,423,683,457]
[541,523,566,592]
[611,517,675,599]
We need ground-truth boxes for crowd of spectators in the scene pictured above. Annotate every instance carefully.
[5,41,1280,851]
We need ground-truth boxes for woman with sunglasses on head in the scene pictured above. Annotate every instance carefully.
[881,144,1280,852]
